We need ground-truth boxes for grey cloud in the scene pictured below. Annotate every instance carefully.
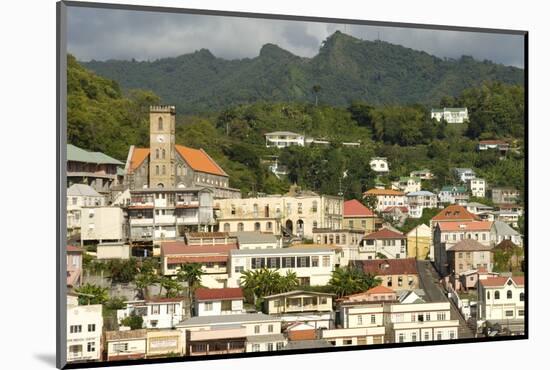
[67,6,524,67]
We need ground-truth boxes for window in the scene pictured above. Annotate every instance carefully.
[436,332,442,340]
[371,315,376,324]
[348,220,353,228]
[343,339,353,345]
[155,165,159,175]
[412,333,417,342]
[357,315,363,325]
[87,342,95,352]
[398,276,403,287]
[276,342,284,350]
[297,256,310,268]
[158,117,163,130]
[162,149,166,159]
[251,258,265,269]
[487,291,490,299]
[458,252,463,258]
[69,325,82,333]
[520,292,525,301]
[267,343,274,351]
[167,304,175,314]
[155,148,160,159]
[266,222,273,231]
[437,313,446,321]
[252,344,260,352]
[398,333,405,343]
[72,197,77,205]
[87,324,95,332]
[507,290,513,299]
[151,305,160,314]
[518,310,525,317]
[387,277,392,287]
[268,324,274,333]
[253,204,259,217]
[425,313,431,321]
[204,302,213,311]
[162,165,166,175]
[298,203,303,214]
[505,310,514,317]
[237,222,244,232]
[495,291,500,300]
[254,325,260,334]
[267,257,280,268]
[224,223,230,232]
[234,266,244,273]
[424,332,430,341]
[450,331,455,340]
[231,205,236,215]
[320,297,328,305]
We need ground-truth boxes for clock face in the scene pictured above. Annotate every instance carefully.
[157,135,165,143]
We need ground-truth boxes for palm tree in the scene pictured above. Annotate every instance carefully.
[277,271,299,293]
[74,283,109,305]
[328,266,381,298]
[312,84,322,106]
[176,263,204,299]
[134,272,156,300]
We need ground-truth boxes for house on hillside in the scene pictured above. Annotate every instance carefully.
[406,224,431,260]
[431,107,469,123]
[363,188,406,212]
[478,276,525,335]
[369,157,390,174]
[407,191,437,218]
[265,131,305,148]
[360,228,407,259]
[194,287,245,316]
[392,177,422,193]
[343,199,379,233]
[353,258,419,291]
[438,185,469,205]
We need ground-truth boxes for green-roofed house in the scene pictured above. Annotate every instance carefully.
[430,107,469,124]
[438,185,469,206]
[67,144,124,194]
[392,176,422,194]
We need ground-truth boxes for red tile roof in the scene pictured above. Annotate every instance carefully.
[128,145,228,177]
[194,287,244,301]
[432,205,478,222]
[357,258,418,276]
[364,188,405,196]
[438,221,492,232]
[365,285,396,294]
[343,199,374,217]
[480,276,524,287]
[161,241,237,255]
[67,245,84,253]
[363,228,405,240]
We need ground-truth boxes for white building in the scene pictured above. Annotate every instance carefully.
[469,178,486,198]
[265,131,305,148]
[438,185,469,205]
[230,231,281,250]
[478,276,525,333]
[363,188,406,212]
[454,168,476,183]
[177,313,286,355]
[228,247,337,287]
[369,157,390,174]
[194,287,245,316]
[360,228,407,259]
[431,108,469,124]
[105,329,147,361]
[67,184,106,234]
[410,169,434,180]
[96,242,131,260]
[392,177,421,194]
[67,295,103,363]
[466,202,494,215]
[117,297,186,329]
[406,191,437,218]
[215,193,343,239]
[80,206,127,243]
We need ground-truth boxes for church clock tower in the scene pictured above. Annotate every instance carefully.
[149,105,176,188]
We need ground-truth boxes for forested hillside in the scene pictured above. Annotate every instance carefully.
[82,31,524,114]
[68,55,525,200]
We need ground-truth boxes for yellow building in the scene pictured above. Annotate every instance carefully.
[406,224,431,260]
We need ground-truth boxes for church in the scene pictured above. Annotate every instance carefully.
[123,105,240,199]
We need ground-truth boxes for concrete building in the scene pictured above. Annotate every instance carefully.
[438,185,469,205]
[490,220,523,247]
[343,199,379,233]
[105,329,147,361]
[124,105,240,199]
[360,228,407,260]
[447,239,494,289]
[392,177,421,194]
[264,131,305,148]
[215,192,343,239]
[466,202,494,215]
[469,178,486,198]
[230,231,281,250]
[67,184,106,235]
[478,276,525,334]
[353,258,419,291]
[491,187,520,205]
[229,247,337,287]
[406,191,437,218]
[410,169,434,180]
[67,296,103,363]
[194,288,245,316]
[311,228,365,266]
[363,188,406,212]
[262,290,336,329]
[146,330,184,358]
[67,144,124,194]
[431,107,469,124]
[80,206,127,244]
[406,224,431,260]
[454,168,476,183]
[96,242,131,260]
[117,297,186,329]
[67,246,84,288]
[177,313,286,355]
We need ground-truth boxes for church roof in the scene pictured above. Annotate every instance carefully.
[128,145,228,177]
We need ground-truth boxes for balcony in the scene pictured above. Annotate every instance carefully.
[130,218,154,226]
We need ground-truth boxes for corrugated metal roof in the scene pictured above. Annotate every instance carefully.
[177,313,280,326]
[67,144,123,165]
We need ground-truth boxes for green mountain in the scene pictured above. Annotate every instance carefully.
[82,31,524,114]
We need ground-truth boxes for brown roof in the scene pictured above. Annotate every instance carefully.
[343,199,375,217]
[364,188,405,196]
[363,228,405,240]
[480,276,524,287]
[447,239,493,251]
[106,329,147,341]
[356,258,418,276]
[432,205,478,222]
[161,241,237,255]
[195,287,244,301]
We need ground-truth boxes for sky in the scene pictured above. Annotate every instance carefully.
[67,6,525,68]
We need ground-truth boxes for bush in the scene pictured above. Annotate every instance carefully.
[120,314,143,330]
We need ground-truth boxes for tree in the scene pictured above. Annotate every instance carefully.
[74,283,109,305]
[177,263,204,299]
[120,314,144,330]
[328,266,381,298]
[134,272,157,300]
[106,259,138,284]
[239,268,299,304]
[312,85,322,106]
[362,194,378,213]
[158,276,182,298]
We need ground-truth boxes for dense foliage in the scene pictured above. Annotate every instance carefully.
[83,31,523,115]
[328,266,381,297]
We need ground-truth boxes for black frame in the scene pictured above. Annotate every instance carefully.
[56,1,528,369]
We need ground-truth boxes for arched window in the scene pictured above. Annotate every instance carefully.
[507,290,512,299]
[155,165,159,175]
[155,149,160,159]
[336,235,340,244]
[237,222,244,232]
[487,291,490,300]
[162,165,166,175]
[158,117,163,130]
[162,149,166,159]
[342,234,346,244]
[223,223,230,232]
[254,222,261,231]
[253,204,259,217]
[520,292,524,301]
[266,222,273,231]
[494,291,500,300]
